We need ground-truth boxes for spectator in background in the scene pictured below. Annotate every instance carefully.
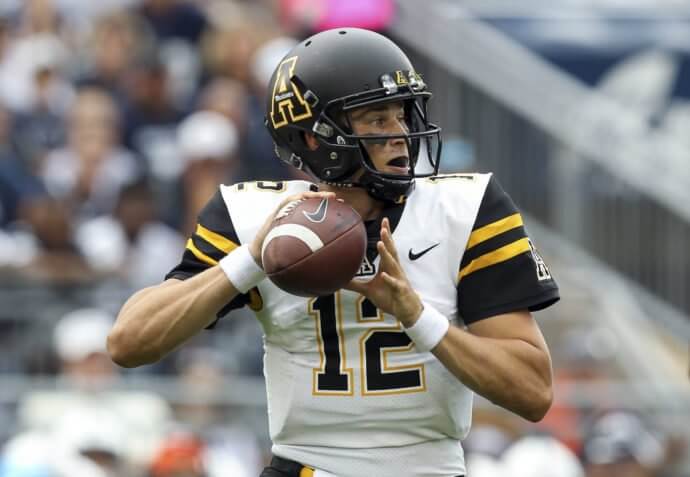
[501,434,585,477]
[0,2,73,167]
[0,0,74,114]
[53,308,120,389]
[244,35,305,182]
[41,87,140,220]
[0,105,45,229]
[121,54,184,182]
[537,326,619,455]
[582,410,667,477]
[0,429,112,477]
[200,2,275,86]
[463,421,516,477]
[52,407,127,477]
[75,179,184,289]
[18,308,173,473]
[196,77,248,142]
[176,110,240,235]
[148,432,207,477]
[17,195,93,282]
[195,75,295,183]
[137,0,207,112]
[138,0,208,46]
[77,11,155,112]
[0,100,73,281]
[11,63,71,165]
[172,348,264,477]
[0,18,9,59]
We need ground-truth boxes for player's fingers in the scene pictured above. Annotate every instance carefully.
[377,241,403,277]
[380,218,399,262]
[302,191,336,199]
[380,272,402,291]
[289,191,336,205]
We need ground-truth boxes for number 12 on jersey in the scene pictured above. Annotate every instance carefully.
[309,293,426,396]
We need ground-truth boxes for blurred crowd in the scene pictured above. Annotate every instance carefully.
[0,0,686,476]
[0,0,318,288]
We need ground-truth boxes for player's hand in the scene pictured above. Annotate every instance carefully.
[345,217,423,327]
[248,190,336,268]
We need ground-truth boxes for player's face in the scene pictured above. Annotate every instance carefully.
[348,101,410,175]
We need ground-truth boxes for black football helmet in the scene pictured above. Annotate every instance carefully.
[264,28,442,202]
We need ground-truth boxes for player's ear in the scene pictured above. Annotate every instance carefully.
[303,132,319,151]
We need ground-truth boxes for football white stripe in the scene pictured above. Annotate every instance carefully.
[261,224,324,263]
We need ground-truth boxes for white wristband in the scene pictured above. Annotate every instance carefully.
[218,245,266,293]
[404,302,450,352]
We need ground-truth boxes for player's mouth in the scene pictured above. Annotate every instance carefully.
[384,156,410,175]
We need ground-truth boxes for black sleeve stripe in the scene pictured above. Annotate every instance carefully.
[459,237,531,281]
[466,212,523,248]
[460,225,527,270]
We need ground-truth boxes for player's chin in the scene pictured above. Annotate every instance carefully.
[381,166,411,176]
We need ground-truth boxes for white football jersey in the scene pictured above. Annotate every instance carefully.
[167,174,559,477]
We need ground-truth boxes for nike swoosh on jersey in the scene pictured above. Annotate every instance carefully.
[302,198,328,223]
[408,242,440,260]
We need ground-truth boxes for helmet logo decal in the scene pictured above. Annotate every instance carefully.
[270,56,313,129]
[380,70,426,94]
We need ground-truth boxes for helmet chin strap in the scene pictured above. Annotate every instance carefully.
[359,174,413,203]
[355,141,414,202]
[315,139,414,202]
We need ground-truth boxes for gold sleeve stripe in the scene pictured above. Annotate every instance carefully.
[299,467,315,477]
[459,237,531,280]
[466,213,523,249]
[186,238,218,266]
[195,224,239,253]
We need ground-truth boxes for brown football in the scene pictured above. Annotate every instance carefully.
[261,197,367,297]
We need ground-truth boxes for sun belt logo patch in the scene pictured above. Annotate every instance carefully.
[528,239,551,281]
[270,56,313,129]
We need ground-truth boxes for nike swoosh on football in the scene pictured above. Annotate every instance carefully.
[303,198,328,223]
[408,243,440,261]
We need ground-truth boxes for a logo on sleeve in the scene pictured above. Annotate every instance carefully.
[528,239,551,281]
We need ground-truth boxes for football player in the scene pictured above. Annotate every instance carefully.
[108,28,559,477]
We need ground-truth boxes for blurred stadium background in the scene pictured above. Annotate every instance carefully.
[0,0,688,476]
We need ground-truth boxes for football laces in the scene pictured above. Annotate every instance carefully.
[275,199,304,219]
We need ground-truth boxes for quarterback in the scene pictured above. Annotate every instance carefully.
[108,28,558,477]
